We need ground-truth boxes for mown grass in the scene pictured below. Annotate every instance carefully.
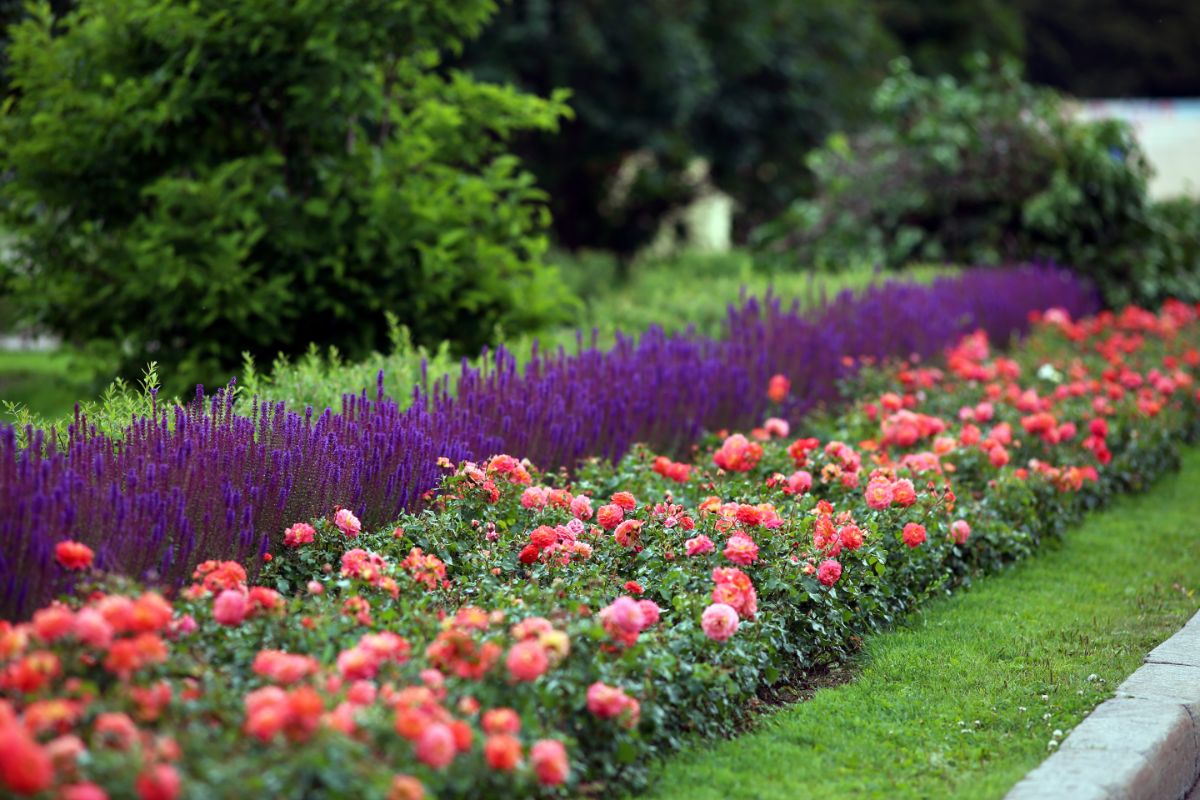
[0,348,102,419]
[640,447,1200,800]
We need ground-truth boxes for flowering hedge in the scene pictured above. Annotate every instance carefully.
[0,265,1096,618]
[1,300,1196,799]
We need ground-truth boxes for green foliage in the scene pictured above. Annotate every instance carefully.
[0,0,572,394]
[239,312,458,413]
[243,255,953,413]
[755,56,1200,308]
[462,0,895,254]
[1117,198,1200,309]
[3,361,163,446]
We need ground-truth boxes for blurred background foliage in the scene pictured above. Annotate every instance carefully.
[752,56,1193,309]
[0,0,1197,419]
[460,0,896,253]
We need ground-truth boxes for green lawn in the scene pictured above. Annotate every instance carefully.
[640,447,1200,800]
[0,348,102,420]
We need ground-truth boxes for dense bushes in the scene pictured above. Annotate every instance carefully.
[755,57,1200,308]
[1114,198,1200,308]
[0,0,571,392]
[0,300,1195,798]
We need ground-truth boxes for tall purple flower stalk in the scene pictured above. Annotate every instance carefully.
[0,264,1097,616]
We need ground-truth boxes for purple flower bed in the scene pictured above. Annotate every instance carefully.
[0,264,1098,616]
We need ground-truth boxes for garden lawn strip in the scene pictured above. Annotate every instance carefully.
[640,447,1200,800]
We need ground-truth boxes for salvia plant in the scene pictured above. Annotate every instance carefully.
[0,265,1096,616]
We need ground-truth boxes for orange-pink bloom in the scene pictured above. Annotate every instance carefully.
[530,739,570,786]
[701,603,739,642]
[54,540,94,571]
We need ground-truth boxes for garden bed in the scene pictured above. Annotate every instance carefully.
[2,297,1196,799]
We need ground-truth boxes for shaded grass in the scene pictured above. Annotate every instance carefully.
[0,349,104,420]
[640,447,1200,800]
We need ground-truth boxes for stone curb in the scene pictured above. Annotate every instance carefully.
[1006,610,1200,800]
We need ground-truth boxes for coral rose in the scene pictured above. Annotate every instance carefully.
[135,764,181,800]
[212,590,248,626]
[506,641,549,682]
[0,724,53,795]
[55,540,94,571]
[283,522,315,548]
[817,559,843,587]
[484,734,522,771]
[596,504,624,530]
[701,603,739,642]
[530,739,570,786]
[902,523,927,548]
[415,723,456,769]
[388,775,425,800]
[767,373,790,403]
[723,534,759,566]
[334,508,362,537]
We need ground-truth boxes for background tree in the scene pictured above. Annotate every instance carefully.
[872,0,1024,77]
[0,0,570,392]
[462,0,895,256]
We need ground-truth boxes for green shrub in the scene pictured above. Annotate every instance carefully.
[753,55,1200,307]
[239,314,458,413]
[1124,198,1200,308]
[0,0,572,393]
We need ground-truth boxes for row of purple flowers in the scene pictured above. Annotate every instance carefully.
[0,265,1098,616]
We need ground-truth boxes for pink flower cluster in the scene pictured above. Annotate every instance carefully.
[711,568,756,619]
[586,682,640,727]
[598,596,660,647]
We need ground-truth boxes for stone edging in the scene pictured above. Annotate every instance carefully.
[1006,610,1200,800]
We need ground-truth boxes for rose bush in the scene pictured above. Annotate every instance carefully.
[1,301,1198,798]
